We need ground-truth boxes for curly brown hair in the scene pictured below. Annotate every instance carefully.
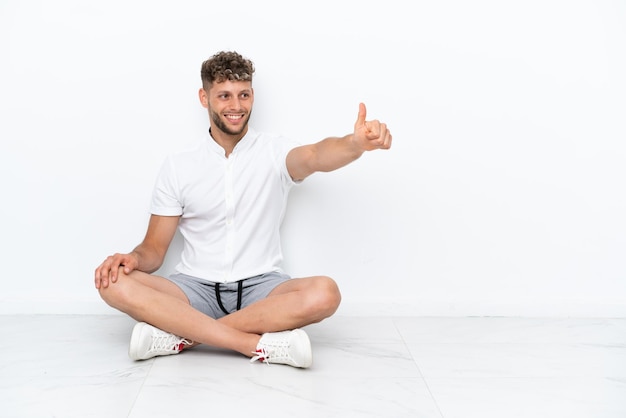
[200,51,255,90]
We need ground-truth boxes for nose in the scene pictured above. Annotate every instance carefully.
[227,96,242,110]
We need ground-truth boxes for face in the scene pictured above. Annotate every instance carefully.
[199,80,254,137]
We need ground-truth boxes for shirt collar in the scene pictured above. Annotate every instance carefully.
[205,127,258,156]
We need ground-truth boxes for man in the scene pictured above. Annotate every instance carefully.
[95,51,392,368]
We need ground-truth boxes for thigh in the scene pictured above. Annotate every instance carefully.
[127,269,190,304]
[267,275,338,297]
[240,271,291,308]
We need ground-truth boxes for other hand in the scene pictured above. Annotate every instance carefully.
[94,252,138,289]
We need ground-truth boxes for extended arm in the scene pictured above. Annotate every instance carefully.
[94,214,180,288]
[286,103,392,182]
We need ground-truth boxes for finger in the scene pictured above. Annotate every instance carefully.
[96,268,109,289]
[99,255,120,286]
[365,120,381,139]
[379,123,389,145]
[119,255,136,277]
[94,267,102,289]
[109,259,121,283]
[355,102,367,127]
[111,264,129,283]
[383,129,393,149]
[94,262,110,289]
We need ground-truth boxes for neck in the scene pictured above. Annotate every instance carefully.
[210,127,248,157]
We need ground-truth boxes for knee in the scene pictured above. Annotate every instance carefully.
[308,276,342,319]
[97,271,134,310]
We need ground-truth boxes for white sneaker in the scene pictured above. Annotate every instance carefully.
[128,322,192,361]
[250,329,312,368]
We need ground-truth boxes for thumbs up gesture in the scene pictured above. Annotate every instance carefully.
[353,103,392,152]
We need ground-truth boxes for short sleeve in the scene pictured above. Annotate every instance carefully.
[272,135,303,187]
[150,156,184,216]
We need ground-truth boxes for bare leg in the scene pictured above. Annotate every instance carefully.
[218,275,342,334]
[98,269,259,357]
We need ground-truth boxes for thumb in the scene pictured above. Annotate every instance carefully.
[355,102,367,127]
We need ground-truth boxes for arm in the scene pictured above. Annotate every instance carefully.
[286,103,392,182]
[94,214,180,289]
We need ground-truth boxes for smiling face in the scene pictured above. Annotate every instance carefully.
[199,80,254,139]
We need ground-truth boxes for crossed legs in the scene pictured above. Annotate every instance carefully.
[97,269,341,358]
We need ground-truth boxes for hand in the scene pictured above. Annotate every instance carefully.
[353,103,392,152]
[94,252,138,289]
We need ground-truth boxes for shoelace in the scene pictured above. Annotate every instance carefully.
[148,329,192,354]
[250,348,270,365]
[250,345,291,365]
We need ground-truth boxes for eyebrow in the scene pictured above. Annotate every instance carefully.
[215,88,252,95]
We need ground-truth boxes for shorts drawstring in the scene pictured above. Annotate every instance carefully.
[215,280,244,315]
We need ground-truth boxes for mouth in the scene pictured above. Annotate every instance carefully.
[225,114,245,122]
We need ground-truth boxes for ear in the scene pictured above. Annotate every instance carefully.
[199,88,209,108]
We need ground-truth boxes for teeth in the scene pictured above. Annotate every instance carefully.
[226,115,242,120]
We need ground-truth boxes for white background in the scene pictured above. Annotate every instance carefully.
[1,0,624,316]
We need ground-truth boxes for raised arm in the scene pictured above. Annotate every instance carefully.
[286,103,392,182]
[94,214,180,289]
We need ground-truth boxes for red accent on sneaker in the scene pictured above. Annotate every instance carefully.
[255,349,266,362]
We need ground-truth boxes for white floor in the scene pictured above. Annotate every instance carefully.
[1,315,625,418]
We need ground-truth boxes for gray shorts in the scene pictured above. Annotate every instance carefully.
[166,271,291,319]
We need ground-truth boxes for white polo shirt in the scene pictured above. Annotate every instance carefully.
[150,128,301,283]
